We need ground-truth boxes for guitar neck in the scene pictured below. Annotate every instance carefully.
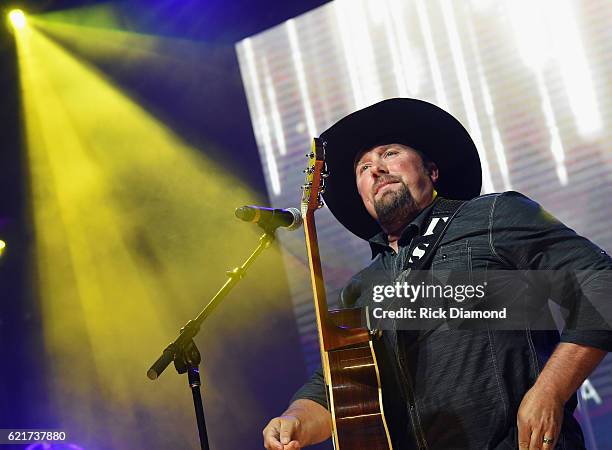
[300,138,393,450]
[303,203,336,350]
[301,149,369,351]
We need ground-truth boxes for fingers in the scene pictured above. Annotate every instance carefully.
[529,413,559,449]
[529,427,543,450]
[263,416,301,450]
[517,419,530,449]
[529,428,557,450]
[262,418,283,450]
[542,434,556,449]
[539,423,558,449]
[517,420,558,449]
[279,418,297,445]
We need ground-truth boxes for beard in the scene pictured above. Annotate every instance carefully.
[373,181,418,229]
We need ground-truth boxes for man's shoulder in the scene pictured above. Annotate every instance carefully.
[457,190,540,214]
[435,191,548,247]
[463,190,532,205]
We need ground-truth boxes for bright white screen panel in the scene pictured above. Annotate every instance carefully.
[237,1,612,446]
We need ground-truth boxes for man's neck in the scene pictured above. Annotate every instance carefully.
[387,229,406,253]
[384,212,417,253]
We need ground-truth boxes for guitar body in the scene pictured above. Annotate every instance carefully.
[301,139,393,450]
[329,344,392,449]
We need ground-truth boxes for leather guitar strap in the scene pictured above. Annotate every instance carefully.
[396,197,467,281]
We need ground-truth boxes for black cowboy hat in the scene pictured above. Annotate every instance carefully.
[319,98,482,241]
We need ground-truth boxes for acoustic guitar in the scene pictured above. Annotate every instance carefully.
[300,137,393,449]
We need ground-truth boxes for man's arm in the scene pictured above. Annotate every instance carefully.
[262,399,332,449]
[490,193,612,448]
[517,342,606,449]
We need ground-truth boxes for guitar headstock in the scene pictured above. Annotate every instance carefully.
[301,138,328,217]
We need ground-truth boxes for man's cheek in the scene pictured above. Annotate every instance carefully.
[357,187,373,206]
[355,181,367,200]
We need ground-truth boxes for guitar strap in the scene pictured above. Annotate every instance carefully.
[395,197,467,281]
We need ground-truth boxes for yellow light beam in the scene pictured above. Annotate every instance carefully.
[8,9,26,30]
[15,21,290,448]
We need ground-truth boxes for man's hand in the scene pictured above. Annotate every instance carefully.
[517,385,563,449]
[263,415,303,450]
[517,342,606,449]
[262,399,332,449]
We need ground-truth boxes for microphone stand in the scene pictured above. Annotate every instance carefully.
[147,226,277,450]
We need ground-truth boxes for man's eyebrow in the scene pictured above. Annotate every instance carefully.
[354,155,370,170]
[354,146,390,169]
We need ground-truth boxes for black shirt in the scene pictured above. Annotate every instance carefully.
[292,191,612,449]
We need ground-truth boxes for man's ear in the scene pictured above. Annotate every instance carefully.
[426,162,439,184]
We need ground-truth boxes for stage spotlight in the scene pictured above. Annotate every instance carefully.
[8,9,27,30]
[0,239,5,257]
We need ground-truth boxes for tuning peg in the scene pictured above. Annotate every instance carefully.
[302,168,314,174]
[321,172,330,178]
[305,152,315,158]
[317,201,325,209]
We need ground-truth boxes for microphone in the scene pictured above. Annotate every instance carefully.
[235,206,303,231]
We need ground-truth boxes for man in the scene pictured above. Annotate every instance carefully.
[262,98,612,449]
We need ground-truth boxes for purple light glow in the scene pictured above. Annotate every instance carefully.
[25,443,84,450]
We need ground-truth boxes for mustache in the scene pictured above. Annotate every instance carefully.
[373,175,402,194]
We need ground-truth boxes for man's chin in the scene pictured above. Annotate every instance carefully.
[374,186,418,225]
[375,193,401,217]
[375,189,401,208]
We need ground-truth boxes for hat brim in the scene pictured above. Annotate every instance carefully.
[319,98,482,241]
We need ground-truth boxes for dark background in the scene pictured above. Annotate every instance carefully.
[0,0,331,448]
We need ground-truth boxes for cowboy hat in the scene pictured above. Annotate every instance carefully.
[319,98,482,241]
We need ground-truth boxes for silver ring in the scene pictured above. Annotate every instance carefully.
[543,436,554,445]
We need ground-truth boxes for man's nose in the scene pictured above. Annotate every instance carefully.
[370,161,388,176]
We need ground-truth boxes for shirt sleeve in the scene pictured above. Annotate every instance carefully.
[490,191,612,351]
[289,366,329,410]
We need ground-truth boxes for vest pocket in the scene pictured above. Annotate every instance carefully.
[430,242,471,288]
[431,242,470,270]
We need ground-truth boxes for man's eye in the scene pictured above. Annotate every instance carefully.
[383,150,398,158]
[359,164,370,173]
